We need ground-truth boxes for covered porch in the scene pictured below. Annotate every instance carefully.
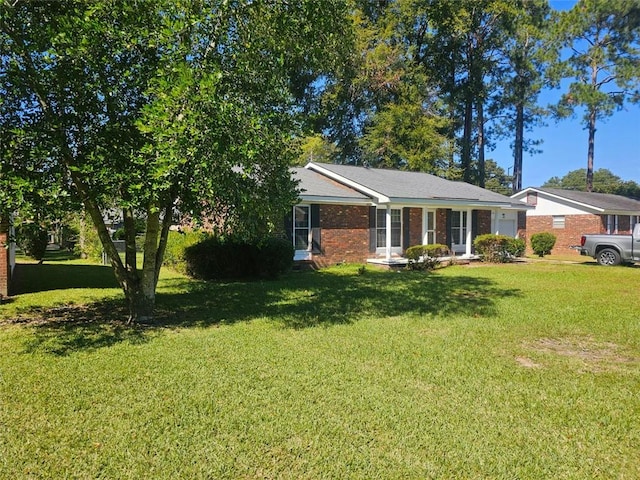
[370,203,520,262]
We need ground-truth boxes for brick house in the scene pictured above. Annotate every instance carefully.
[511,187,640,255]
[288,162,529,267]
[0,218,16,297]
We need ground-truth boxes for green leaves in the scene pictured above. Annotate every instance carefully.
[1,0,350,319]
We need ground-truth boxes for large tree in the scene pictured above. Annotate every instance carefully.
[548,0,640,192]
[0,0,350,322]
[543,168,640,197]
[491,0,550,193]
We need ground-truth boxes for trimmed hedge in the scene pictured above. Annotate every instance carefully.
[405,243,450,271]
[530,232,556,257]
[473,234,525,263]
[184,236,294,280]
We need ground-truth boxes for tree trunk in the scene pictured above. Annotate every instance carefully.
[586,107,596,193]
[513,102,524,193]
[123,207,137,275]
[476,98,485,188]
[125,281,155,324]
[462,87,474,183]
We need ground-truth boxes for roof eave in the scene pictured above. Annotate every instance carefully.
[388,197,532,210]
[515,187,606,212]
[305,162,391,204]
[297,195,373,205]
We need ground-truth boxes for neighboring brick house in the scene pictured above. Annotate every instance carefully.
[511,187,640,255]
[288,162,529,268]
[0,218,16,297]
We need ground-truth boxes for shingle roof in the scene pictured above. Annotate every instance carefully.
[307,162,524,208]
[292,167,369,201]
[535,188,640,213]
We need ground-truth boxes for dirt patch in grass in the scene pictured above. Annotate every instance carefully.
[515,356,542,368]
[2,303,127,327]
[520,336,640,373]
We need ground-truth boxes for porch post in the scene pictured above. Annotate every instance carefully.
[465,208,473,257]
[385,205,392,260]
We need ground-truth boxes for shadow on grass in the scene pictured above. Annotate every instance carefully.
[12,262,119,294]
[17,301,151,356]
[158,268,521,329]
[14,266,522,355]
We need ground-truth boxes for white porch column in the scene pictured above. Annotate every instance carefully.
[385,205,392,260]
[465,208,473,257]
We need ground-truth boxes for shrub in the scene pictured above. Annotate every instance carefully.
[505,237,526,258]
[162,229,208,274]
[17,223,48,261]
[184,235,293,280]
[405,243,449,271]
[530,232,556,257]
[255,237,294,279]
[474,234,525,263]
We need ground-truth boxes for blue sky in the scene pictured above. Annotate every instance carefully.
[489,0,640,188]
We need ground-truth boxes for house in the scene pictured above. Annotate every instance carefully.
[288,162,530,267]
[0,218,16,297]
[511,187,640,254]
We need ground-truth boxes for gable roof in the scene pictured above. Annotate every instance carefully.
[292,167,371,204]
[513,187,640,214]
[303,162,526,209]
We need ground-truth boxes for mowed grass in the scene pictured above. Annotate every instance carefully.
[0,254,639,479]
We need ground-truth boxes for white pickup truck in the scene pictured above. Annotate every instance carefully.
[579,223,640,266]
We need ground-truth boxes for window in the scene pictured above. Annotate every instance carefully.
[552,215,565,229]
[606,214,619,234]
[425,210,436,244]
[376,208,401,248]
[451,211,467,245]
[293,205,310,250]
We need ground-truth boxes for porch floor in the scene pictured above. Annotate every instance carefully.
[367,254,480,268]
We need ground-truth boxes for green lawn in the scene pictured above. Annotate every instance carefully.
[1,255,639,479]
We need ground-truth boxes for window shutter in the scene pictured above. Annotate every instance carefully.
[311,204,321,253]
[445,209,453,248]
[402,207,410,250]
[369,206,377,253]
[471,210,479,253]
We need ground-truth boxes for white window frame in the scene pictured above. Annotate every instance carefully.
[423,209,436,245]
[293,205,311,260]
[451,210,467,246]
[376,207,402,254]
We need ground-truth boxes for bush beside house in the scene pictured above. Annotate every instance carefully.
[473,234,525,263]
[530,232,557,257]
[184,236,293,280]
[405,244,449,270]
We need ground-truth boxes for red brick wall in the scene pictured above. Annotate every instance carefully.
[525,214,603,255]
[409,207,423,246]
[0,221,10,297]
[303,205,502,266]
[435,209,448,245]
[310,205,370,267]
[433,208,492,247]
[477,210,491,235]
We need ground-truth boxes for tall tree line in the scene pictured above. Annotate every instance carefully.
[303,0,640,194]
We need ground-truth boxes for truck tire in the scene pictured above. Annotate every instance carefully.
[596,248,621,266]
